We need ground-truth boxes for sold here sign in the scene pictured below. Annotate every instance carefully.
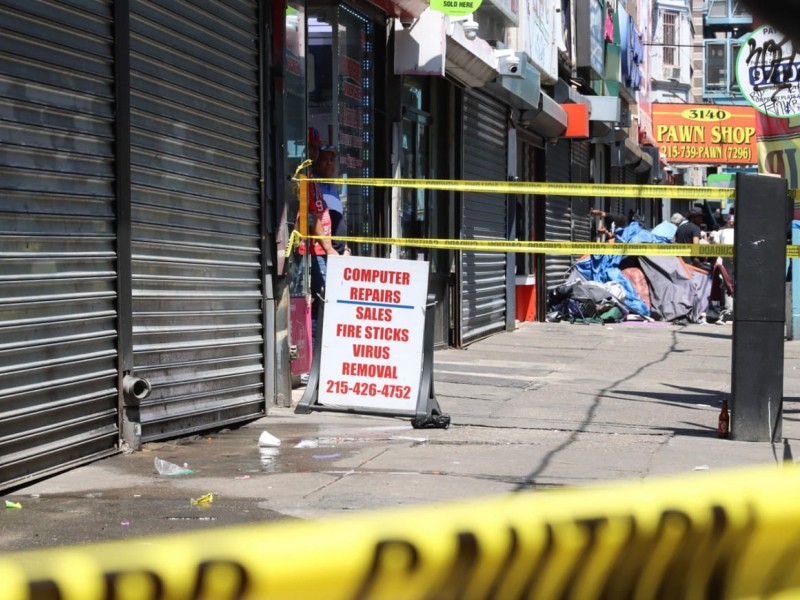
[651,103,758,165]
[318,255,429,412]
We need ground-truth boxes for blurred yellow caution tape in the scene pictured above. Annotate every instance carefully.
[288,231,800,258]
[3,464,800,599]
[190,493,213,507]
[309,177,742,199]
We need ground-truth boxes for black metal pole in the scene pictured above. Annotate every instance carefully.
[731,173,789,442]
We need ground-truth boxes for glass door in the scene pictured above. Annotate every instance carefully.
[399,78,431,260]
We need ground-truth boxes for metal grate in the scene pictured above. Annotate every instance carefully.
[0,0,119,490]
[663,10,677,66]
[129,0,266,441]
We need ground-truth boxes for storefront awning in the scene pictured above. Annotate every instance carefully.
[642,146,661,180]
[483,55,541,112]
[518,93,567,139]
[366,0,429,18]
[445,25,497,88]
[586,95,621,123]
[624,137,654,173]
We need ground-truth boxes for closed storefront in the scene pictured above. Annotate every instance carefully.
[128,0,266,442]
[0,0,120,490]
[544,140,572,290]
[457,89,509,346]
[609,165,626,219]
[571,140,592,244]
[543,139,592,291]
[0,0,274,490]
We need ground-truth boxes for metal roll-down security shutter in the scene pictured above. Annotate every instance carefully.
[0,0,119,490]
[609,166,625,217]
[544,140,572,290]
[458,89,508,346]
[129,0,265,441]
[571,140,592,244]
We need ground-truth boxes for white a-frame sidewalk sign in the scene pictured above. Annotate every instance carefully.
[295,255,449,428]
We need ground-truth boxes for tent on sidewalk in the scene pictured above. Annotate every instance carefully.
[549,221,716,324]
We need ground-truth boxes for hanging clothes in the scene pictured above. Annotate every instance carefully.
[604,8,614,43]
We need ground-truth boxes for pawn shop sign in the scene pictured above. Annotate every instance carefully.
[431,0,483,17]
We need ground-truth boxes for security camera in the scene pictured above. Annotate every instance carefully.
[496,50,523,78]
[462,18,479,40]
[504,53,520,74]
[399,17,414,29]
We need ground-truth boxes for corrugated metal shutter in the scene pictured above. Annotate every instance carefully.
[129,0,265,441]
[545,140,571,289]
[623,165,640,223]
[571,140,592,243]
[459,89,508,345]
[625,164,654,226]
[0,0,119,490]
[609,166,625,216]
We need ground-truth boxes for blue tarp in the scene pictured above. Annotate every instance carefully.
[573,221,673,318]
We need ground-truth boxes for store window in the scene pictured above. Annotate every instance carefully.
[400,78,431,261]
[285,1,308,297]
[285,2,307,175]
[307,3,376,255]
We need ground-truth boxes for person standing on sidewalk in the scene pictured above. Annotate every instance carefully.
[312,145,350,258]
[675,207,711,271]
[297,151,338,347]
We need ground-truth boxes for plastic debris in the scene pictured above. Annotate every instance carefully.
[693,465,710,471]
[312,453,342,460]
[295,439,319,449]
[190,493,214,507]
[5,500,22,509]
[259,447,279,469]
[120,521,130,527]
[154,457,195,476]
[258,431,281,447]
[234,475,251,480]
[390,436,428,443]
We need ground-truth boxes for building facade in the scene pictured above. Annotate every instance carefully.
[0,0,662,491]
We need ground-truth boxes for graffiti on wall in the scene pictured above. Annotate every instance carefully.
[736,25,800,118]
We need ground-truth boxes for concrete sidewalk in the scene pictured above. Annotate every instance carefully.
[2,321,798,552]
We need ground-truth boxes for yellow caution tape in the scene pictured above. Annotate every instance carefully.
[307,177,742,200]
[287,233,749,258]
[292,159,312,180]
[289,233,800,258]
[190,493,213,507]
[3,464,800,599]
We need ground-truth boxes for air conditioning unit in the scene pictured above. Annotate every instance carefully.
[706,67,727,89]
[663,66,681,80]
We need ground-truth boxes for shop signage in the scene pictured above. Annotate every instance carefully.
[524,0,557,83]
[562,103,590,137]
[651,103,758,165]
[758,114,800,204]
[576,0,605,79]
[736,25,800,118]
[394,10,445,76]
[318,256,429,412]
[430,0,483,16]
